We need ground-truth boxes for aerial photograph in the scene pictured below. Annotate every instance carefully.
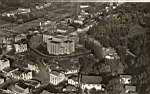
[0,0,150,94]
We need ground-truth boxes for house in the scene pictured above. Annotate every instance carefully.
[10,69,32,80]
[77,25,92,33]
[24,79,41,89]
[49,71,66,85]
[0,58,10,70]
[120,74,132,85]
[59,59,80,75]
[27,64,39,73]
[102,47,120,60]
[0,33,14,51]
[4,68,32,80]
[68,76,79,87]
[40,90,54,94]
[40,21,57,33]
[15,34,26,42]
[68,32,79,44]
[43,34,53,43]
[81,75,105,91]
[125,85,136,93]
[74,20,84,25]
[17,8,31,14]
[14,43,28,53]
[0,76,5,84]
[80,5,89,8]
[9,82,30,94]
[63,85,77,92]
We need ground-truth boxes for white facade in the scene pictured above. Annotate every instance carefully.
[14,43,27,53]
[9,71,32,80]
[0,59,10,70]
[43,34,53,43]
[0,78,4,84]
[102,47,120,60]
[49,72,66,85]
[80,5,89,8]
[68,79,78,86]
[120,75,132,84]
[125,85,136,93]
[6,44,13,52]
[27,64,39,73]
[65,69,78,75]
[47,36,75,55]
[74,20,83,25]
[17,8,31,14]
[81,84,104,91]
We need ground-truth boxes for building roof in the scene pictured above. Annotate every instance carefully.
[12,69,31,75]
[3,67,17,73]
[63,85,77,91]
[120,74,132,79]
[81,75,102,84]
[125,85,136,92]
[50,71,63,76]
[0,58,9,63]
[40,90,54,94]
[68,76,78,82]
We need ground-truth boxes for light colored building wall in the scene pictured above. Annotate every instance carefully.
[14,44,27,53]
[49,73,65,85]
[47,39,75,55]
[81,84,104,91]
[0,59,10,70]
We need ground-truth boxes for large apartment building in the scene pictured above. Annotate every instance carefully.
[47,35,75,55]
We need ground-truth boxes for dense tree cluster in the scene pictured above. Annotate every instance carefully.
[86,3,150,94]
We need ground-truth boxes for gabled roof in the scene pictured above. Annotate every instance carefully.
[120,74,132,79]
[40,90,54,94]
[81,75,102,84]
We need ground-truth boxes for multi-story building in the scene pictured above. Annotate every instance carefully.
[0,35,14,52]
[49,71,66,85]
[68,76,79,87]
[27,64,39,73]
[10,69,32,80]
[47,35,75,55]
[0,59,10,71]
[40,21,57,33]
[0,76,5,84]
[81,75,105,91]
[43,34,53,43]
[14,43,28,53]
[4,68,32,80]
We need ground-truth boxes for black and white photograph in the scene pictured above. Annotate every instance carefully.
[0,0,150,94]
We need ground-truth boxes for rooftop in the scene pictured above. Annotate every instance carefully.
[12,69,31,75]
[50,71,63,76]
[125,85,136,92]
[120,74,132,79]
[40,90,53,94]
[81,75,102,84]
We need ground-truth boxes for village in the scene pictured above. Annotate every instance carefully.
[0,1,150,94]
